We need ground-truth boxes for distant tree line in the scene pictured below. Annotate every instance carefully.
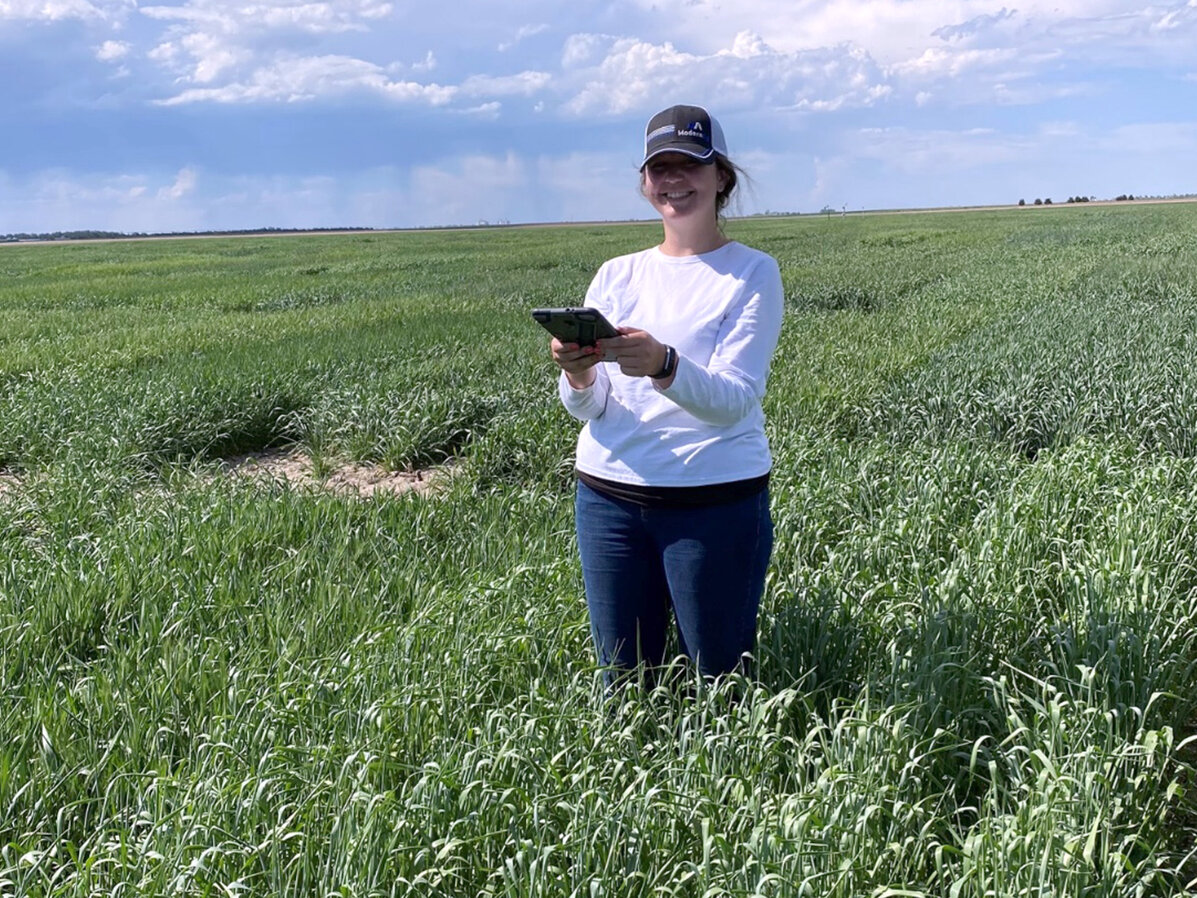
[1,226,375,244]
[1017,195,1126,206]
[1016,193,1197,208]
[1,230,131,243]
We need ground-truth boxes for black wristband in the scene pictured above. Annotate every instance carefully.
[651,344,677,380]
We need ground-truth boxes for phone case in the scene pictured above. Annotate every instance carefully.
[531,308,619,360]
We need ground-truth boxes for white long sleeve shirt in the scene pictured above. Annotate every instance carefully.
[559,241,784,487]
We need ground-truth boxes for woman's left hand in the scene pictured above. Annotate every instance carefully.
[605,327,671,380]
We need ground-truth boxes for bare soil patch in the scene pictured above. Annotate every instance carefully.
[220,448,454,498]
[0,454,451,499]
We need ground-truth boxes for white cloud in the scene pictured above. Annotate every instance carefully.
[498,23,548,52]
[95,39,130,61]
[180,30,248,82]
[0,0,128,21]
[562,32,890,117]
[158,167,198,200]
[723,31,770,59]
[1154,8,1187,30]
[932,8,1018,42]
[615,0,1197,86]
[890,46,1022,81]
[14,0,1195,119]
[155,54,457,105]
[139,0,406,97]
[139,3,231,31]
[69,0,1186,122]
[459,101,502,118]
[254,1,392,33]
[562,33,609,68]
[139,0,392,36]
[989,79,1094,106]
[563,37,701,114]
[147,41,178,64]
[618,0,998,61]
[137,2,559,109]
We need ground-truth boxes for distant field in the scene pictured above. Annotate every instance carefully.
[1,207,1195,896]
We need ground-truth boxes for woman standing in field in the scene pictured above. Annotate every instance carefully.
[549,103,784,684]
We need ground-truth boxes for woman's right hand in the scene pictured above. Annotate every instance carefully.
[551,337,602,389]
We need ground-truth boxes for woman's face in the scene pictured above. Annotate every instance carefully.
[642,153,727,223]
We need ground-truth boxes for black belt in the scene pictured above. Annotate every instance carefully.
[577,470,769,509]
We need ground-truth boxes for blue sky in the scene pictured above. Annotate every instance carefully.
[2,0,1196,233]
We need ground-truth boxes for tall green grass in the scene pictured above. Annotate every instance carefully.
[1,207,1195,896]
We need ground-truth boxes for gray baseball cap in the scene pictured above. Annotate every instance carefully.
[641,104,729,169]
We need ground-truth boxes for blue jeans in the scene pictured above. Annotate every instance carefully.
[575,479,773,681]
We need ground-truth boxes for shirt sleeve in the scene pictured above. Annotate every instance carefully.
[558,364,610,420]
[655,255,784,426]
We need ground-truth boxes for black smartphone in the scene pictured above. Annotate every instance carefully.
[531,307,619,360]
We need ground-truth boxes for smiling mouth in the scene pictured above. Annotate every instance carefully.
[662,191,693,200]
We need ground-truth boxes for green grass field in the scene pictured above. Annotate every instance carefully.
[1,206,1195,896]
